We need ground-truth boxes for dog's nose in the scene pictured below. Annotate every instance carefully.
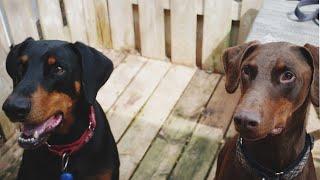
[233,111,261,130]
[2,95,31,122]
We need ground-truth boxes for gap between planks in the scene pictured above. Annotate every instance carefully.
[131,70,221,180]
[169,78,241,180]
[117,65,196,180]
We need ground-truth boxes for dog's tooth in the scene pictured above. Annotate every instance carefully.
[34,131,39,139]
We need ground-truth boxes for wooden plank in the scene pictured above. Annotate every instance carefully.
[94,0,112,48]
[307,105,320,133]
[97,55,146,112]
[2,0,39,43]
[63,0,88,43]
[0,132,18,157]
[232,0,242,21]
[170,0,197,67]
[0,43,15,139]
[238,0,263,43]
[118,65,195,180]
[138,0,166,60]
[82,0,99,47]
[170,78,240,179]
[37,0,66,40]
[307,105,320,178]
[107,0,135,50]
[0,10,10,51]
[132,71,220,180]
[0,141,22,179]
[99,49,127,68]
[206,155,219,180]
[107,58,171,141]
[201,0,232,72]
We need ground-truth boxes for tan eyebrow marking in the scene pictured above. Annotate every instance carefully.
[48,56,56,65]
[20,55,28,64]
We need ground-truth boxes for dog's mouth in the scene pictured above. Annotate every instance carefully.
[18,113,63,149]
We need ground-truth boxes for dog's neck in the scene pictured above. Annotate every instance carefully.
[243,98,310,171]
[48,98,90,145]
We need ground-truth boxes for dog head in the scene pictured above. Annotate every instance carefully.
[2,37,113,149]
[223,41,318,140]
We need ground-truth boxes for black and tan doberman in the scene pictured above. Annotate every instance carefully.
[215,41,319,180]
[2,37,119,179]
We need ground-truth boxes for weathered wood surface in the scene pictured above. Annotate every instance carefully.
[246,0,318,46]
[97,55,145,112]
[118,65,195,180]
[63,0,88,43]
[107,0,135,50]
[2,0,39,43]
[170,0,197,67]
[170,78,240,179]
[138,0,166,60]
[0,42,15,139]
[93,0,112,48]
[132,71,220,179]
[201,0,232,72]
[108,58,171,141]
[37,0,67,41]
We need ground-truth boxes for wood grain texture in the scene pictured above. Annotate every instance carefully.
[0,11,10,51]
[63,0,88,43]
[201,0,232,72]
[170,0,197,67]
[107,58,171,141]
[94,0,112,48]
[170,78,240,179]
[0,43,14,138]
[118,65,195,180]
[107,0,135,50]
[82,0,99,47]
[97,55,146,112]
[138,0,166,60]
[132,71,220,180]
[37,0,66,40]
[238,0,263,43]
[2,0,39,43]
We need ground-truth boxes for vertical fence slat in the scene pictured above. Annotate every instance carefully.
[0,14,14,139]
[0,10,10,51]
[2,0,39,44]
[63,0,88,43]
[202,0,232,72]
[37,0,67,41]
[139,0,166,60]
[82,0,99,48]
[171,0,197,67]
[107,0,135,50]
[94,0,112,48]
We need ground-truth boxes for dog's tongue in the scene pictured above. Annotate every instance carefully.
[22,114,63,137]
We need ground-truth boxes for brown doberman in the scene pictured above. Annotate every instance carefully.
[215,41,319,180]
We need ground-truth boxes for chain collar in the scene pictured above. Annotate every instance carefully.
[236,134,314,180]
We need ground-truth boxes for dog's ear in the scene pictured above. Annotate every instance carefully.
[6,37,34,77]
[222,40,260,93]
[303,43,319,107]
[71,42,114,104]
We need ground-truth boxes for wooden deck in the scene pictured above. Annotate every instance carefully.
[0,50,320,179]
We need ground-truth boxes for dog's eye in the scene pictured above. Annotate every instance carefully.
[242,65,251,75]
[54,65,65,75]
[280,71,295,83]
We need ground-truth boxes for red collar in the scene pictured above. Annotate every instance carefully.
[46,106,96,156]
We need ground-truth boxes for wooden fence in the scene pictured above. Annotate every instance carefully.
[0,0,262,139]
